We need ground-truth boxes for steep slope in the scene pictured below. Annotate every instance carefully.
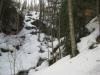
[0,11,51,75]
[29,17,100,75]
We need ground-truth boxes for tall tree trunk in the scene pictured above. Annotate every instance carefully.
[0,0,3,31]
[67,0,77,57]
[38,0,42,41]
[0,0,3,16]
[96,0,100,32]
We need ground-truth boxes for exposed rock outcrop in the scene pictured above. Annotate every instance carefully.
[0,0,24,35]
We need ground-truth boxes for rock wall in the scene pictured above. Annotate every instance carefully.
[0,0,24,35]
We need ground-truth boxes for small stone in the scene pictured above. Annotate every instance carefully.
[30,31,37,35]
[27,53,31,54]
[15,45,20,50]
[1,48,9,53]
[20,36,25,39]
[0,53,2,56]
[39,49,45,53]
[25,26,33,30]
[25,19,31,22]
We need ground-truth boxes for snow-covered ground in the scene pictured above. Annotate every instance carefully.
[0,11,54,75]
[29,17,100,75]
[31,45,100,75]
[0,11,100,75]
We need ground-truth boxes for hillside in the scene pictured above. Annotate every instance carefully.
[29,17,100,75]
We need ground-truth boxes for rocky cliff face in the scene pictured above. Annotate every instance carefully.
[0,0,24,35]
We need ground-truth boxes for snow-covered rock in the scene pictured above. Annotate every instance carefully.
[77,17,99,53]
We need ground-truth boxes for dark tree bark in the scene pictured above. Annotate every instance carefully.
[0,0,3,31]
[96,0,100,32]
[67,0,77,57]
